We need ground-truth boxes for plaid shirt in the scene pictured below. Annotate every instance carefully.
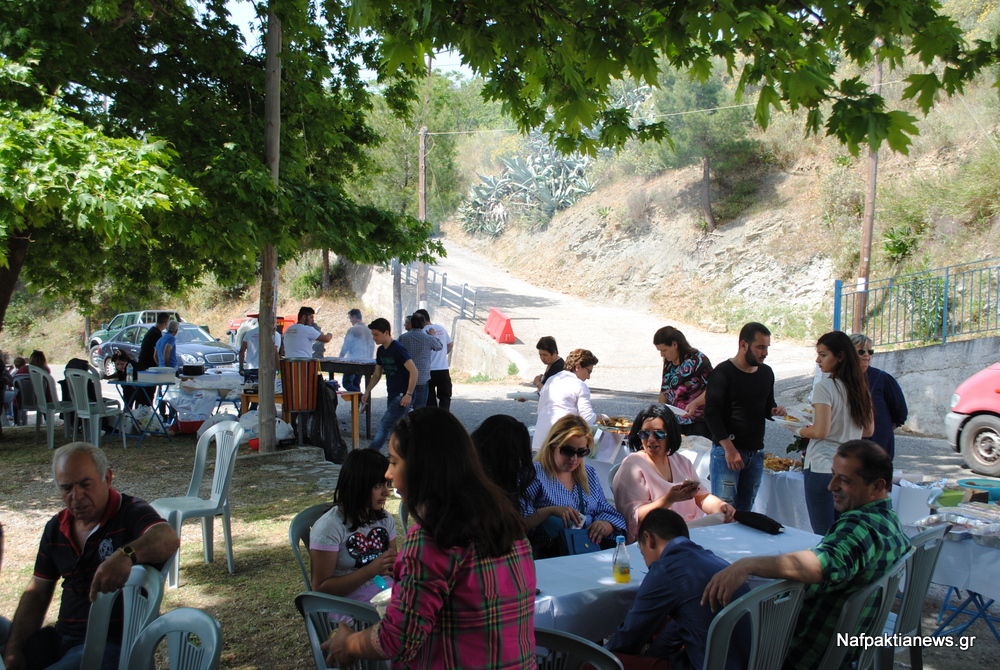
[788,498,910,670]
[374,524,536,669]
[397,329,442,385]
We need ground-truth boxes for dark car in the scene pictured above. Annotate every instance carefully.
[96,323,238,375]
[88,309,183,366]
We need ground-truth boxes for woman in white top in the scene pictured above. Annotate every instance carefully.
[531,349,599,452]
[796,331,874,534]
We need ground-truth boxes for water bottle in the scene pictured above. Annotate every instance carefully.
[612,535,631,583]
[126,362,134,382]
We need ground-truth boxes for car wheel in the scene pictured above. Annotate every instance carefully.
[90,345,102,368]
[104,356,117,377]
[959,415,1000,477]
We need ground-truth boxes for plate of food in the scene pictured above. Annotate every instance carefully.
[772,414,805,431]
[506,391,539,401]
[763,455,803,473]
[595,416,632,433]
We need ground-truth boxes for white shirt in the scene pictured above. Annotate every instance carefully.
[531,370,597,452]
[340,322,374,360]
[424,323,452,371]
[243,327,281,369]
[804,376,863,473]
[282,323,320,359]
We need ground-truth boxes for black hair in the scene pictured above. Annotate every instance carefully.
[638,508,690,543]
[738,322,771,345]
[652,326,697,360]
[415,309,430,322]
[348,308,362,319]
[536,336,558,355]
[471,415,537,509]
[836,439,893,490]
[156,312,171,326]
[298,306,316,319]
[409,313,426,329]
[333,449,390,532]
[368,317,391,334]
[627,404,683,454]
[816,330,873,430]
[392,408,525,557]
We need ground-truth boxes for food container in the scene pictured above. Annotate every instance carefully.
[957,478,1000,502]
[913,513,989,540]
[137,369,176,384]
[182,364,205,377]
[969,523,1000,548]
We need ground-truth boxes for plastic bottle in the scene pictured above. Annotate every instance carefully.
[612,535,631,583]
[126,362,134,382]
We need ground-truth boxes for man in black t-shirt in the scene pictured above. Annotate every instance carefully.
[704,322,786,512]
[137,312,170,371]
[3,443,178,670]
[362,318,418,453]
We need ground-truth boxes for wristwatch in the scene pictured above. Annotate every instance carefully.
[120,545,138,565]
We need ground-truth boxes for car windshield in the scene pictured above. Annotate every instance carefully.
[175,324,215,344]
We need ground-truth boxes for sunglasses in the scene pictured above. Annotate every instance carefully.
[637,430,668,441]
[857,349,875,356]
[558,445,591,459]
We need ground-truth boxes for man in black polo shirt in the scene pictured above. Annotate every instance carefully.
[3,443,179,670]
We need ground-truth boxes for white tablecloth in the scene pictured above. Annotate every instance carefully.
[753,470,813,531]
[904,525,1000,602]
[532,524,821,639]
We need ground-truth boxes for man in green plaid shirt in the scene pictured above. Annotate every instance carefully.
[701,439,910,670]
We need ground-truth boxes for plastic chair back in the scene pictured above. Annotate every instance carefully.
[534,627,623,670]
[399,502,410,534]
[13,374,37,411]
[187,421,244,502]
[289,502,336,590]
[294,591,387,670]
[608,462,622,491]
[703,579,806,670]
[126,607,223,670]
[28,365,69,448]
[874,525,951,670]
[81,566,165,670]
[814,548,912,670]
[65,368,123,446]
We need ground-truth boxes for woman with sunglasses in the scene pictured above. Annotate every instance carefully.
[523,414,626,557]
[850,333,907,460]
[796,331,874,534]
[613,405,735,543]
[530,348,600,452]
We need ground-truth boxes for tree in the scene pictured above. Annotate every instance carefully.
[351,0,999,155]
[0,61,202,330]
[654,68,758,232]
[0,1,442,335]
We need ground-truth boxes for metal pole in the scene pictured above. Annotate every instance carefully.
[417,125,429,309]
[833,280,843,332]
[942,267,950,343]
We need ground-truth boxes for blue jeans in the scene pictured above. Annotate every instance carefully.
[369,394,409,452]
[411,384,428,410]
[803,469,839,535]
[341,374,361,393]
[709,446,764,512]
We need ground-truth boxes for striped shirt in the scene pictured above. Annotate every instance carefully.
[789,498,910,670]
[523,462,626,538]
[397,329,442,385]
[374,524,536,669]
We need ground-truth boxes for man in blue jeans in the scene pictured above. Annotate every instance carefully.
[362,318,418,453]
[703,322,786,511]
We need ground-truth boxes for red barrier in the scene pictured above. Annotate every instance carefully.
[485,307,515,344]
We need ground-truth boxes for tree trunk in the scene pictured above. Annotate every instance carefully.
[701,154,716,233]
[259,7,282,455]
[322,249,330,291]
[0,235,29,334]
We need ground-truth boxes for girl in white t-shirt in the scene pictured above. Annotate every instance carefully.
[310,449,397,606]
[796,331,874,534]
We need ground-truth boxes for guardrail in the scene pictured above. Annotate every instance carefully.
[833,258,1000,348]
[402,263,478,320]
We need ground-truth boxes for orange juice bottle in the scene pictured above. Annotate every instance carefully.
[612,535,631,583]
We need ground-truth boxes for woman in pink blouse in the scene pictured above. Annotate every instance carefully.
[612,405,735,543]
[323,408,536,669]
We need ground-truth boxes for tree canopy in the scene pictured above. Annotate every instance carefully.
[0,0,442,330]
[352,0,1000,155]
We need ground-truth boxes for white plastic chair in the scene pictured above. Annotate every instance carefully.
[399,501,411,534]
[151,421,245,588]
[703,579,806,670]
[608,462,622,492]
[65,368,123,448]
[126,607,223,670]
[11,374,35,425]
[295,591,387,670]
[289,502,336,590]
[81,565,165,670]
[814,548,913,670]
[27,365,73,449]
[534,627,623,670]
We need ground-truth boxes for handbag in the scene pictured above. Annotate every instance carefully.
[558,486,601,555]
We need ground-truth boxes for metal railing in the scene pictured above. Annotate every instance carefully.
[834,258,1000,348]
[403,263,478,320]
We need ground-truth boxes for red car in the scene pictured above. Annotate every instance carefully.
[946,363,1000,476]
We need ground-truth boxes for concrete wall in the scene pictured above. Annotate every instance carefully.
[875,336,1000,437]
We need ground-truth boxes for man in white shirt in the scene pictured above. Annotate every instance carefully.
[338,308,374,392]
[239,322,281,371]
[283,306,332,359]
[415,308,453,410]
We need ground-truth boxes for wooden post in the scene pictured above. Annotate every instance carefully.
[855,44,882,334]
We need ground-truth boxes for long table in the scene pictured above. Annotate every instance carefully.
[318,358,376,438]
[533,524,821,640]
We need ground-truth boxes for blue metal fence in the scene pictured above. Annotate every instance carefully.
[834,258,1000,347]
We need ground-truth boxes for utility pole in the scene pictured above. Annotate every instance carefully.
[855,42,882,333]
[259,6,281,454]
